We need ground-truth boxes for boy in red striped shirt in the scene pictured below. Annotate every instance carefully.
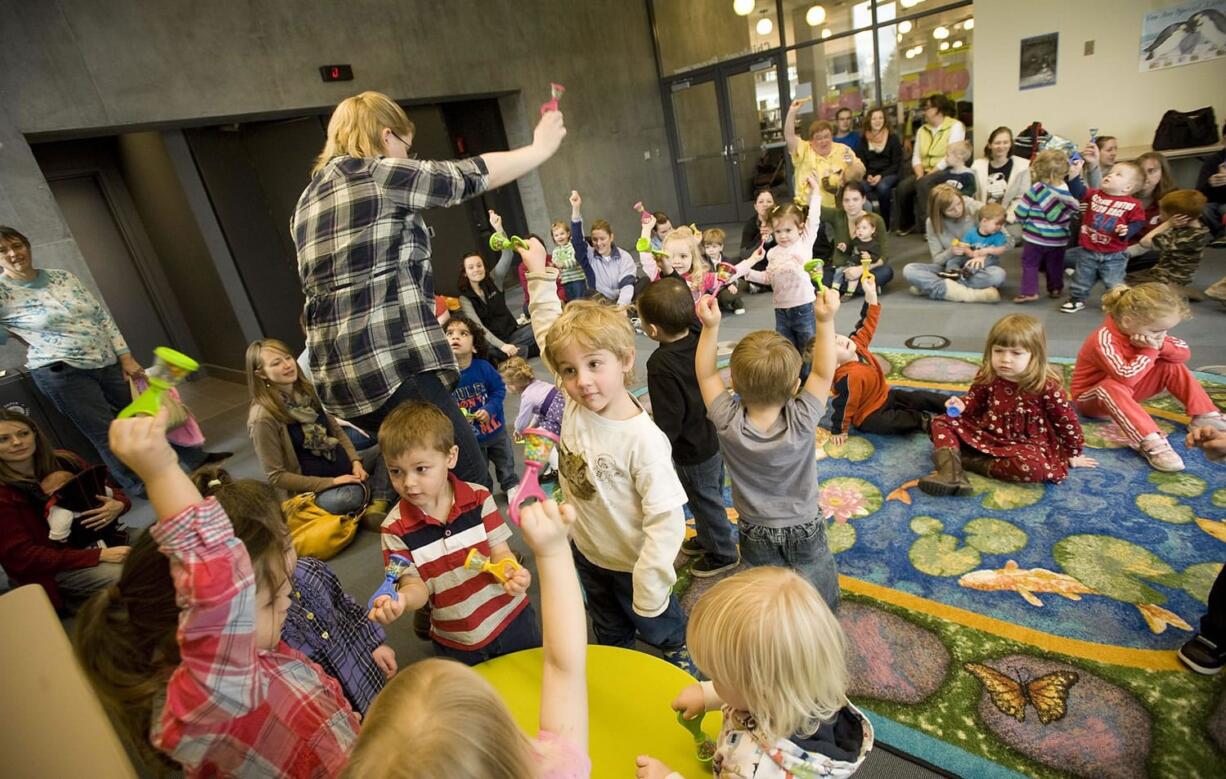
[369,401,539,665]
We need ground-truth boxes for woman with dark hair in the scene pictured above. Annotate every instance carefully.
[292,90,565,490]
[856,107,903,229]
[894,94,967,235]
[0,407,130,612]
[739,188,778,292]
[972,126,1031,243]
[456,247,539,365]
[813,181,894,295]
[1127,152,1178,272]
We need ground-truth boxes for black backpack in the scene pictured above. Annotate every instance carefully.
[1153,107,1219,151]
[1011,122,1051,162]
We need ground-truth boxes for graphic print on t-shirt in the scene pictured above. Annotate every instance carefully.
[559,443,596,500]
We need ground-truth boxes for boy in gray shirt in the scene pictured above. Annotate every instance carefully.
[694,289,842,609]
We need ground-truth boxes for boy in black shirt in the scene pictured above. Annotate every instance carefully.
[638,278,739,576]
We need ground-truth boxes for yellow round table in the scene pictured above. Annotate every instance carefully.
[475,645,722,778]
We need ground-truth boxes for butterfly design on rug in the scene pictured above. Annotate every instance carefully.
[963,662,1079,725]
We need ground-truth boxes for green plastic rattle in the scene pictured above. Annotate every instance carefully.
[677,711,716,763]
[118,347,200,419]
[489,233,530,252]
[803,259,826,291]
[634,236,670,260]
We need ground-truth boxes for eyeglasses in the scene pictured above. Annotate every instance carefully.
[390,132,418,159]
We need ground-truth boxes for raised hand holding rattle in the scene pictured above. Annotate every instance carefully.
[118,347,199,419]
[540,82,565,115]
[508,387,565,525]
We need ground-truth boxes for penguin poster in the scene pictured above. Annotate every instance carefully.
[1139,0,1226,71]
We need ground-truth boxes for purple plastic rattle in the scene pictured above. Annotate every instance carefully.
[508,387,565,525]
[367,552,414,612]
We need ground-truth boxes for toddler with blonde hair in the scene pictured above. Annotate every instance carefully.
[634,567,873,778]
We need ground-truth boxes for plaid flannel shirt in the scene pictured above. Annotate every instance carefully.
[150,498,360,778]
[292,155,490,418]
[281,556,387,715]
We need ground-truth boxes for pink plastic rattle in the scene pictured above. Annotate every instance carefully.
[540,82,566,115]
[633,201,655,226]
[508,387,565,525]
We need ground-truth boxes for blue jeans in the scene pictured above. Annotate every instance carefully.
[1204,201,1226,237]
[827,264,895,296]
[562,279,589,303]
[433,602,541,666]
[29,361,144,494]
[903,262,1006,299]
[739,517,840,610]
[865,173,899,228]
[1068,246,1127,301]
[675,452,737,565]
[479,428,519,493]
[348,370,490,489]
[571,544,688,651]
[774,303,817,354]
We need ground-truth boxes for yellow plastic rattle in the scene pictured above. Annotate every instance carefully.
[118,347,200,419]
[860,256,875,284]
[463,549,522,583]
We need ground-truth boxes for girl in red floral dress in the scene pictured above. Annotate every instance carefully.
[919,314,1097,496]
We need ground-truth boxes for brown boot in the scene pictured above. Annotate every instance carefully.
[919,448,974,496]
[961,450,996,478]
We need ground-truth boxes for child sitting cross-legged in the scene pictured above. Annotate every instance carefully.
[369,401,539,665]
[638,277,740,578]
[695,287,843,610]
[939,202,1009,291]
[825,275,949,446]
[634,567,874,779]
[520,237,697,674]
[345,500,591,778]
[75,410,359,776]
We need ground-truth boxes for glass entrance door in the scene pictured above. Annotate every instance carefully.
[667,57,783,226]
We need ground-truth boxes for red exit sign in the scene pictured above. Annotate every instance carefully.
[319,65,354,82]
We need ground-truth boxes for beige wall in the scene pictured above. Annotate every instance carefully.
[973,0,1226,150]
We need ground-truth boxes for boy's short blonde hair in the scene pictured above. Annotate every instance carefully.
[543,300,636,386]
[730,330,803,407]
[978,202,1007,224]
[947,140,973,164]
[702,227,726,246]
[497,356,536,387]
[343,658,534,778]
[378,401,455,461]
[1030,149,1070,185]
[688,567,850,743]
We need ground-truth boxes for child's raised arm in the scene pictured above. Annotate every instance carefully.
[802,287,841,401]
[694,296,726,409]
[518,500,587,751]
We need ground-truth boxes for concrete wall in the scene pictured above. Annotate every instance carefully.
[0,0,678,358]
[973,0,1226,149]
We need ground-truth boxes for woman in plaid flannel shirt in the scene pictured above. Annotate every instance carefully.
[75,409,359,777]
[292,91,565,490]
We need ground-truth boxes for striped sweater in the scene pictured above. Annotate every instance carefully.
[1013,181,1081,248]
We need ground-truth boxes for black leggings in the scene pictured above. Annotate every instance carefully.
[856,388,948,435]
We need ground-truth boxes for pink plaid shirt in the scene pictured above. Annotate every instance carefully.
[149,498,360,777]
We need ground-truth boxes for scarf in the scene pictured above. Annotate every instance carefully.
[285,390,340,461]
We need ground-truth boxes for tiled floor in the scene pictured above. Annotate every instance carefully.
[60,236,1226,777]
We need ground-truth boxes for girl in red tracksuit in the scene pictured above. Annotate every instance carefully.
[1071,282,1226,473]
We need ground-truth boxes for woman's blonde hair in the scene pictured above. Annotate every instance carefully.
[542,300,636,386]
[976,314,1060,394]
[246,338,325,425]
[343,658,535,778]
[312,91,416,176]
[1136,151,1175,201]
[662,225,710,295]
[1101,282,1190,328]
[927,184,964,236]
[688,567,849,742]
[1030,149,1070,185]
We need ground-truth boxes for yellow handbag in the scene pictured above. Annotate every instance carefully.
[282,486,363,561]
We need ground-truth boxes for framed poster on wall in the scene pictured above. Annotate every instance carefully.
[1019,33,1058,90]
[1139,0,1226,71]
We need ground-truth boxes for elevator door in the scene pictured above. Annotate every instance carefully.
[47,174,174,365]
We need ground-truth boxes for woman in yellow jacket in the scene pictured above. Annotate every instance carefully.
[895,94,966,235]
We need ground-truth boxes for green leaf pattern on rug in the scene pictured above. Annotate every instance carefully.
[966,473,1044,510]
[908,516,1027,577]
[1135,493,1196,524]
[1052,535,1180,605]
[1213,487,1226,508]
[1146,471,1206,497]
[818,477,882,524]
[822,435,874,461]
[1180,562,1224,604]
[828,521,857,554]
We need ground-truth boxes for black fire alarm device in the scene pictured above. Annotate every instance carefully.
[320,65,354,82]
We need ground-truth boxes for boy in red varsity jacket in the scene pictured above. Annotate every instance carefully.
[1061,162,1147,313]
[823,276,949,445]
[369,401,540,665]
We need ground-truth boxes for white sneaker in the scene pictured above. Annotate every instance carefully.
[516,314,530,326]
[1137,436,1185,472]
